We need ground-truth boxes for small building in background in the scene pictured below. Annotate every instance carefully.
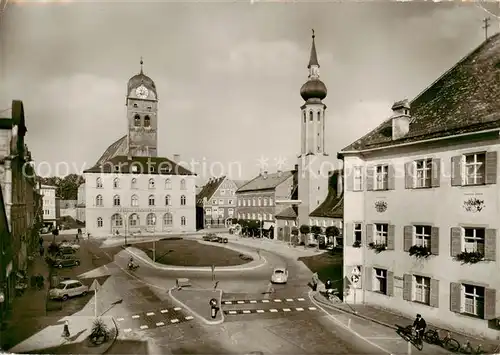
[196,176,238,229]
[76,183,86,224]
[41,185,57,228]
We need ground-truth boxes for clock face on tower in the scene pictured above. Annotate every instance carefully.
[135,85,149,99]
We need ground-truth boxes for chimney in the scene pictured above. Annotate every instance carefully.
[391,99,411,141]
[277,170,283,177]
[173,154,180,163]
[336,170,343,197]
[262,170,268,179]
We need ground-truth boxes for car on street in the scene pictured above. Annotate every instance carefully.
[209,235,220,242]
[271,267,288,284]
[59,242,80,250]
[202,234,215,241]
[217,236,228,243]
[49,279,88,300]
[54,254,81,268]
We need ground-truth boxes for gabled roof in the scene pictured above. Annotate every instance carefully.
[83,155,195,175]
[233,180,248,189]
[94,135,128,166]
[341,34,500,153]
[309,170,343,219]
[237,171,294,193]
[275,206,298,219]
[196,176,225,206]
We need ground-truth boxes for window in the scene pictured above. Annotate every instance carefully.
[264,198,268,206]
[375,165,388,190]
[238,200,241,206]
[96,177,103,188]
[146,213,156,226]
[252,213,256,220]
[111,213,123,227]
[228,200,233,205]
[113,178,119,188]
[415,159,432,188]
[133,103,138,108]
[165,195,171,206]
[206,208,211,215]
[148,195,155,206]
[354,223,362,243]
[252,198,256,206]
[148,178,155,189]
[164,213,173,226]
[258,213,262,220]
[309,111,313,121]
[269,198,274,206]
[237,213,241,219]
[95,195,103,207]
[180,179,186,190]
[131,195,139,207]
[219,199,223,205]
[131,178,137,189]
[258,197,262,206]
[373,268,387,294]
[242,200,246,206]
[414,276,430,305]
[303,112,306,123]
[131,164,139,173]
[463,227,485,254]
[221,189,225,195]
[114,166,120,172]
[97,217,103,228]
[464,153,486,185]
[181,195,186,206]
[181,216,186,226]
[374,223,388,245]
[269,213,273,220]
[144,115,151,127]
[463,284,484,317]
[353,167,363,191]
[129,214,139,227]
[147,106,151,110]
[212,199,217,205]
[113,195,121,206]
[134,114,141,126]
[165,179,171,189]
[414,225,431,247]
[228,208,234,216]
[317,111,321,121]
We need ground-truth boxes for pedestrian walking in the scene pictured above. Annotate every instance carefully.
[39,236,44,246]
[62,320,70,338]
[75,234,79,243]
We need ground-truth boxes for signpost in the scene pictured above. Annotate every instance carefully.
[351,267,361,304]
[211,265,215,281]
[89,279,101,318]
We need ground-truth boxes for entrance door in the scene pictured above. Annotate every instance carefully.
[283,225,291,242]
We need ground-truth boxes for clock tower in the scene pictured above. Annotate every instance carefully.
[126,58,158,157]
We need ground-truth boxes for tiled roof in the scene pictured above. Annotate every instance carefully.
[83,155,195,175]
[309,170,343,219]
[341,34,500,152]
[237,171,294,193]
[196,176,225,206]
[94,135,128,166]
[275,206,298,219]
[233,180,248,189]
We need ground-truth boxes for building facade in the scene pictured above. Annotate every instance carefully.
[196,176,238,228]
[308,169,343,229]
[41,185,57,226]
[76,183,86,223]
[339,35,500,339]
[83,61,196,237]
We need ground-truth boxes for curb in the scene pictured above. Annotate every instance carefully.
[168,287,224,325]
[102,317,119,354]
[123,245,267,272]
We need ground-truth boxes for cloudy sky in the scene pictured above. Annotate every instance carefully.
[0,1,498,181]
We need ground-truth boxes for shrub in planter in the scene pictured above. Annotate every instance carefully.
[408,245,431,258]
[352,240,361,248]
[455,251,484,264]
[89,318,109,345]
[368,242,387,253]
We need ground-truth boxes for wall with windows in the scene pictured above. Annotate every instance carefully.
[342,136,500,339]
[236,191,277,222]
[203,178,237,227]
[85,172,196,236]
[41,185,57,224]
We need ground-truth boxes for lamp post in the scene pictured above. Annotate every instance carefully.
[152,214,156,262]
[123,212,128,246]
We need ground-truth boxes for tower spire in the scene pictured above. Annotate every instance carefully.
[308,29,319,69]
[140,57,144,74]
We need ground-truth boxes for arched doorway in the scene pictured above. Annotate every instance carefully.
[111,213,123,235]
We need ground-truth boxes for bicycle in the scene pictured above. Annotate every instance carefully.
[397,325,424,351]
[424,329,460,352]
[459,341,483,354]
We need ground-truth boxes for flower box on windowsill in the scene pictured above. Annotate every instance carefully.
[454,251,485,264]
[408,245,431,259]
[352,241,361,248]
[368,242,387,253]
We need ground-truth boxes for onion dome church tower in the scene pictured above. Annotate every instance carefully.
[297,30,330,227]
[126,58,159,157]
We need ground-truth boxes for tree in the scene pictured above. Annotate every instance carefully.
[40,174,84,200]
[311,226,323,240]
[299,224,310,245]
[325,226,340,237]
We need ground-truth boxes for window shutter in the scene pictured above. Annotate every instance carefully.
[345,223,353,246]
[484,288,496,320]
[449,282,461,313]
[387,224,395,250]
[450,227,462,257]
[404,162,414,189]
[430,227,439,255]
[403,226,413,252]
[431,158,441,187]
[387,271,394,296]
[366,166,374,191]
[364,267,372,291]
[387,165,395,190]
[430,279,439,308]
[366,224,373,244]
[451,156,462,186]
[346,169,354,191]
[402,274,412,301]
[485,228,496,261]
[485,151,498,185]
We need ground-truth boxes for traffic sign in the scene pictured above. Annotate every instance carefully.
[351,275,360,284]
[89,279,101,292]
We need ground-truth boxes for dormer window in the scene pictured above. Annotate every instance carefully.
[134,114,141,127]
[144,115,151,127]
[133,103,138,108]
[114,166,120,172]
[148,178,155,189]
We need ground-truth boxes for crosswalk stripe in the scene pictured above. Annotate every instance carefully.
[297,298,305,301]
[139,325,148,330]
[160,309,168,313]
[132,315,140,319]
[262,300,270,303]
[171,318,179,323]
[117,318,124,321]
[269,309,278,313]
[237,301,245,304]
[296,307,304,311]
[228,310,237,314]
[283,308,291,312]
[250,300,257,303]
[185,316,194,320]
[224,301,232,304]
[256,309,265,313]
[274,299,282,302]
[156,322,165,326]
[124,328,132,333]
[286,298,294,302]
[242,310,251,314]
[146,312,155,316]
[308,307,317,310]
[174,307,182,311]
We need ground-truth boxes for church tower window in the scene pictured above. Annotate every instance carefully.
[303,112,306,123]
[134,114,141,127]
[309,111,313,121]
[317,111,321,121]
[144,115,151,127]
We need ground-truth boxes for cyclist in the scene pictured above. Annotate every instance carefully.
[413,314,427,343]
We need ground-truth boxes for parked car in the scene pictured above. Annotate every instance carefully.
[202,234,214,241]
[57,247,76,256]
[271,267,288,284]
[49,279,88,300]
[59,242,80,251]
[217,236,228,243]
[209,235,220,242]
[54,254,80,268]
